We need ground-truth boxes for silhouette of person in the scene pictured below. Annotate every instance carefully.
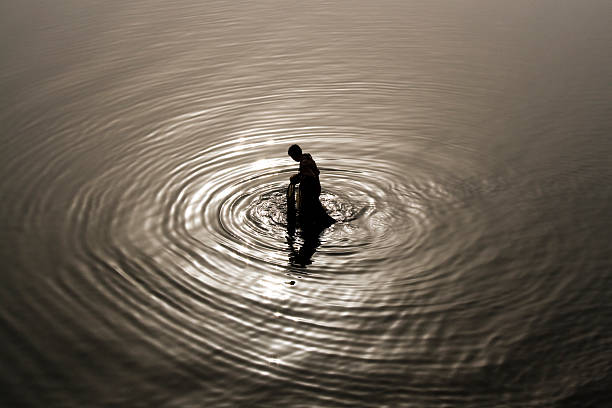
[287,144,335,232]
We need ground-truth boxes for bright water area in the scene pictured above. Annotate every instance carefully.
[1,1,612,407]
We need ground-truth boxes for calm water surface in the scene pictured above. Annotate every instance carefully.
[1,1,612,407]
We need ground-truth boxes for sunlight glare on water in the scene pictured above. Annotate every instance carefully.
[1,0,612,407]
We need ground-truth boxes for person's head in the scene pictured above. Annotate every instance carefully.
[288,144,302,162]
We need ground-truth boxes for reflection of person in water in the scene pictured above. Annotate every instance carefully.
[287,144,335,231]
[287,232,321,267]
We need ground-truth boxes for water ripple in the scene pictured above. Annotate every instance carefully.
[2,1,612,406]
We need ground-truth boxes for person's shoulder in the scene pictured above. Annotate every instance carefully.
[300,152,318,167]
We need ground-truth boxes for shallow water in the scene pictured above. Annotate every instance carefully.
[1,1,612,407]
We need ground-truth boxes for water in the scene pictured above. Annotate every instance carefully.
[1,1,612,406]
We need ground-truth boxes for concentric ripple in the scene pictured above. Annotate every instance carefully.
[2,0,612,406]
[31,107,498,403]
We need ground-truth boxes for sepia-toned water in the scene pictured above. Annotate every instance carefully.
[1,1,612,406]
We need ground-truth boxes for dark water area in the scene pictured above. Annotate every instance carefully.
[1,1,612,407]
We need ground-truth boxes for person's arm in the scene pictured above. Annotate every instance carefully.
[290,157,307,184]
[290,172,302,185]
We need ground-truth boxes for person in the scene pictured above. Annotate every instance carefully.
[287,144,335,230]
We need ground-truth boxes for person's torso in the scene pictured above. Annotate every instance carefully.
[299,153,320,179]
